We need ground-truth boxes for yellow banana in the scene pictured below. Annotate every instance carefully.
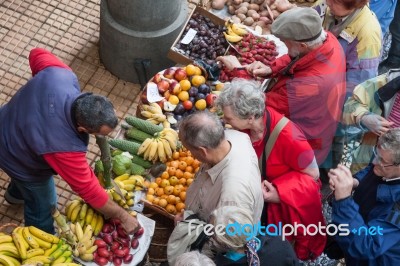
[28,226,59,244]
[79,253,94,262]
[31,234,52,249]
[0,254,18,266]
[223,32,242,43]
[26,248,45,259]
[49,244,68,260]
[53,263,80,266]
[121,179,137,186]
[0,235,13,244]
[77,218,86,229]
[75,222,84,242]
[114,173,130,182]
[85,208,94,225]
[12,227,27,260]
[141,104,151,112]
[160,138,173,159]
[0,243,19,258]
[151,113,167,122]
[150,102,163,114]
[148,139,159,161]
[78,203,88,221]
[140,110,154,118]
[146,117,160,125]
[93,215,104,236]
[137,137,153,155]
[162,133,177,151]
[22,226,40,249]
[16,228,29,250]
[65,199,81,220]
[162,128,179,138]
[89,213,98,234]
[122,184,135,191]
[44,243,59,256]
[227,25,239,36]
[69,202,82,223]
[0,251,19,259]
[157,138,167,162]
[84,244,97,255]
[231,23,248,36]
[81,224,93,244]
[52,254,66,264]
[162,120,171,128]
[24,255,53,264]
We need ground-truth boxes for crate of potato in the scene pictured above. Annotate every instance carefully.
[142,149,201,220]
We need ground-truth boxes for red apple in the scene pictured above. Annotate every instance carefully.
[174,68,187,81]
[152,73,163,83]
[205,93,217,107]
[182,100,193,110]
[163,68,176,79]
[157,80,170,94]
[169,80,181,95]
[163,90,171,100]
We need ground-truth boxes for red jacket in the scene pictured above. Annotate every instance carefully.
[266,32,346,165]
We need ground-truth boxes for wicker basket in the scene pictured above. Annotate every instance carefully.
[0,223,19,235]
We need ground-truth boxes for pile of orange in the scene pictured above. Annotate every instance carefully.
[144,148,200,215]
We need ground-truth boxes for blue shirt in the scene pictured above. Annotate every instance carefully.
[370,0,398,34]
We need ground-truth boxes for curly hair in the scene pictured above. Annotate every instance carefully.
[334,0,369,9]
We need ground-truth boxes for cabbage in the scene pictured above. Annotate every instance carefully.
[112,154,133,176]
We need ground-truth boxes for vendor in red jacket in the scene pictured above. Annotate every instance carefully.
[217,7,346,167]
[0,48,140,234]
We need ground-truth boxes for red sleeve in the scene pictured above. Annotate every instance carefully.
[29,48,72,76]
[43,152,109,209]
[270,54,291,75]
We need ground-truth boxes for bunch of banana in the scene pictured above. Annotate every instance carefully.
[114,173,145,195]
[137,128,179,162]
[224,21,248,43]
[140,102,170,128]
[106,187,130,210]
[0,235,20,265]
[69,223,97,262]
[64,198,105,236]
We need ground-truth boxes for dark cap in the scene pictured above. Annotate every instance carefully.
[271,7,323,42]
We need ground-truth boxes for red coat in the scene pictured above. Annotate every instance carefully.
[266,32,346,165]
[249,108,327,261]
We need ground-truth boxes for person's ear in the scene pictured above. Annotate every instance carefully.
[198,146,208,157]
[77,126,88,133]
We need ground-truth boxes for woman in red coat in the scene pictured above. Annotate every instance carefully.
[215,79,326,261]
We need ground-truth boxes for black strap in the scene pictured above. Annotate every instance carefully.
[260,110,271,226]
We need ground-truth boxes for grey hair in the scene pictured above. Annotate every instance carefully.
[378,128,400,164]
[215,78,265,119]
[174,250,216,266]
[178,111,224,149]
[73,94,118,132]
[210,206,253,252]
[304,30,327,49]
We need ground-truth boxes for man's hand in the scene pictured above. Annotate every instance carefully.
[119,211,141,235]
[360,113,393,136]
[216,55,243,71]
[245,61,272,77]
[174,211,184,226]
[262,180,280,203]
[328,165,354,201]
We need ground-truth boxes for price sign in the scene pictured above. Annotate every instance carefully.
[146,82,164,103]
[180,28,197,45]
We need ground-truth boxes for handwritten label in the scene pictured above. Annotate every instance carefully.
[146,82,164,103]
[180,28,197,45]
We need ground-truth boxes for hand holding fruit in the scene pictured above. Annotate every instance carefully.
[246,60,272,77]
[216,55,243,71]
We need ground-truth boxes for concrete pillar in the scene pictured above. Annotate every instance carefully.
[100,0,188,83]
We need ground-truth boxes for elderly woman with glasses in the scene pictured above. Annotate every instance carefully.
[328,128,400,265]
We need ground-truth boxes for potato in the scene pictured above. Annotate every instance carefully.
[231,15,242,24]
[259,10,269,17]
[248,3,260,11]
[264,0,276,5]
[243,17,255,26]
[235,6,248,14]
[251,12,261,20]
[252,0,265,4]
[275,0,293,12]
[259,16,272,24]
[228,5,236,14]
[212,0,227,10]
[233,0,243,4]
[271,9,280,18]
[237,13,247,21]
[247,9,258,17]
[240,2,250,7]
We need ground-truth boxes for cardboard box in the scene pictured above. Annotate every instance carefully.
[168,6,228,65]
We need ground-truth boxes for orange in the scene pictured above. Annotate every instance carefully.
[179,191,187,202]
[168,95,180,105]
[160,194,169,200]
[178,91,189,102]
[147,187,155,195]
[175,169,184,179]
[185,64,198,76]
[166,204,177,215]
[185,156,194,166]
[175,197,182,204]
[215,82,224,91]
[170,160,179,168]
[161,171,169,179]
[172,151,180,160]
[146,194,155,203]
[168,167,177,176]
[155,177,162,186]
[186,178,194,186]
[158,198,168,208]
[166,195,177,205]
[155,188,165,197]
[169,176,179,186]
[152,197,160,206]
[195,99,207,111]
[191,75,206,87]
[185,166,194,173]
[176,202,186,213]
[160,179,170,188]
[149,182,158,189]
[179,150,188,157]
[173,186,182,196]
[178,161,188,171]
[183,171,193,179]
[144,180,151,188]
[164,185,174,195]
[192,159,201,169]
[179,178,187,186]
[179,79,191,91]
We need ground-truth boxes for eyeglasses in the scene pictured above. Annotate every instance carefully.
[372,145,399,168]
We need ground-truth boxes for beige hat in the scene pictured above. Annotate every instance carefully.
[271,7,323,42]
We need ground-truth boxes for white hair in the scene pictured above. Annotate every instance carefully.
[305,30,328,49]
[174,250,216,266]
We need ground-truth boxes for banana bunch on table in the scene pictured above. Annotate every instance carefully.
[137,128,179,162]
[140,102,170,128]
[224,21,248,43]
